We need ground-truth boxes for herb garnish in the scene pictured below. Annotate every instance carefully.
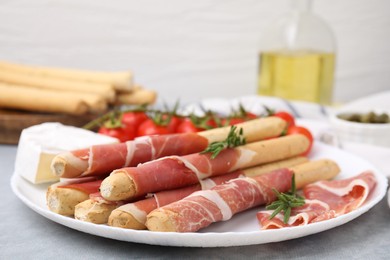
[201,125,246,159]
[266,174,305,224]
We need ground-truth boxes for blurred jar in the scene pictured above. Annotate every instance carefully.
[257,0,336,105]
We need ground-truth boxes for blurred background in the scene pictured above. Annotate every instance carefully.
[0,0,389,104]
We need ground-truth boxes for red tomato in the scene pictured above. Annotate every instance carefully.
[121,112,148,128]
[222,112,258,126]
[137,119,171,136]
[98,126,135,142]
[166,115,183,133]
[206,114,228,128]
[222,117,245,126]
[176,118,203,133]
[287,125,314,155]
[245,112,258,120]
[273,111,295,127]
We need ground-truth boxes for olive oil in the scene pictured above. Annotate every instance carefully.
[258,50,335,104]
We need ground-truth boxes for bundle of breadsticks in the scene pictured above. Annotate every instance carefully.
[0,60,156,115]
[46,117,341,232]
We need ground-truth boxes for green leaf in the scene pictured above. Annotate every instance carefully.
[267,174,306,223]
[283,207,291,224]
[269,205,285,220]
[201,125,246,159]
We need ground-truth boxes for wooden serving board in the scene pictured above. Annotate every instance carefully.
[0,109,96,144]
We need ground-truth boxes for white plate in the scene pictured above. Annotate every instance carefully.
[11,140,388,247]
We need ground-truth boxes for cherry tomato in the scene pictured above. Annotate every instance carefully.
[137,119,171,136]
[273,111,295,127]
[245,112,258,120]
[121,112,148,128]
[98,126,135,142]
[166,115,183,133]
[287,125,313,155]
[176,118,203,133]
[221,117,245,126]
[274,111,295,127]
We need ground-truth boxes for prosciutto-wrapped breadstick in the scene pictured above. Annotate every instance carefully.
[76,171,242,225]
[51,117,286,178]
[51,133,209,178]
[145,159,340,232]
[107,156,308,229]
[46,179,102,216]
[100,134,310,201]
[257,171,376,229]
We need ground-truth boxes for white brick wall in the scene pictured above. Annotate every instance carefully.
[0,0,389,104]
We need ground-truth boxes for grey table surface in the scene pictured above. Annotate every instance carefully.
[1,144,389,260]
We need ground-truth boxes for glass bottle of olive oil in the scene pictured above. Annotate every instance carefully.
[258,0,336,105]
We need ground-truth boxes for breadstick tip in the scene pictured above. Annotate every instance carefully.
[108,209,147,230]
[100,171,136,201]
[145,209,178,232]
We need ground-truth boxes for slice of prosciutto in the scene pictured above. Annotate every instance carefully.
[257,171,377,229]
[52,133,209,178]
[112,170,244,227]
[113,147,246,199]
[56,179,103,195]
[146,168,293,232]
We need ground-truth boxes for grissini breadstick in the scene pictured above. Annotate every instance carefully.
[107,156,308,229]
[198,117,285,143]
[0,83,88,115]
[75,92,108,113]
[145,159,340,232]
[0,60,133,91]
[115,87,157,105]
[51,117,286,178]
[0,70,115,102]
[100,134,309,201]
[74,193,124,224]
[290,159,341,189]
[244,156,308,177]
[46,179,102,216]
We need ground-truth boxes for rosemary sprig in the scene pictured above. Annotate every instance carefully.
[266,174,305,224]
[201,125,246,159]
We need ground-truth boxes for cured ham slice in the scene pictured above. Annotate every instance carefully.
[108,170,244,229]
[257,200,336,229]
[257,171,377,229]
[51,133,209,178]
[145,168,293,232]
[100,134,310,201]
[57,179,103,194]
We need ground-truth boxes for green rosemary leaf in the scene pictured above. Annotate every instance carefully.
[267,174,306,223]
[201,125,246,159]
[291,174,297,194]
[283,207,291,224]
[269,205,285,220]
[290,201,306,208]
[265,201,283,210]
